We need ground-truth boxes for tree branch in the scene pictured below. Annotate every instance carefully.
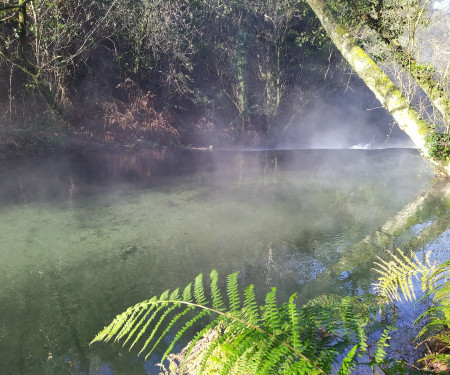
[0,0,32,12]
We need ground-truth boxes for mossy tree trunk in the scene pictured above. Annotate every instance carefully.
[362,15,450,126]
[304,0,450,176]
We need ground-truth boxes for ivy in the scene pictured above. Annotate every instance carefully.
[425,129,450,161]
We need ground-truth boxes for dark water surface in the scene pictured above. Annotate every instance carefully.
[0,148,448,374]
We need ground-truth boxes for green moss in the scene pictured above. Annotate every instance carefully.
[335,24,347,37]
[417,119,431,136]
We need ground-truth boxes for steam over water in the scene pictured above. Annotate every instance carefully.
[0,148,448,374]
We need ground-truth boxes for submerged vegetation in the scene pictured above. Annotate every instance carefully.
[92,249,450,374]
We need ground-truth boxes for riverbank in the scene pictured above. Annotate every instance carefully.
[0,126,70,159]
[0,127,217,161]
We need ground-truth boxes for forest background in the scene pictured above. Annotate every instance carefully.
[0,0,449,154]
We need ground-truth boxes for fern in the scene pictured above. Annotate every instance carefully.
[373,250,450,371]
[373,325,397,365]
[91,269,388,374]
[337,345,358,375]
[372,249,434,302]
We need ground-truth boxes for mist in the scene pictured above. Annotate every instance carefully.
[277,76,415,150]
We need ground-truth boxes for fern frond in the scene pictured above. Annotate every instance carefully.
[138,299,175,357]
[372,249,434,302]
[92,270,391,375]
[217,327,259,374]
[183,282,193,302]
[195,321,236,374]
[337,345,358,375]
[210,269,225,311]
[231,340,261,374]
[288,293,300,351]
[114,305,144,343]
[226,272,240,312]
[179,310,215,371]
[194,273,207,305]
[258,339,291,373]
[160,305,196,362]
[129,294,170,352]
[121,303,154,347]
[280,358,320,374]
[262,287,281,335]
[374,326,396,364]
[242,284,259,325]
[373,252,449,370]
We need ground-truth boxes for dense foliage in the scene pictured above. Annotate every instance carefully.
[1,0,449,172]
[374,249,450,372]
[91,270,396,374]
[425,129,450,161]
[0,0,333,148]
[92,249,450,374]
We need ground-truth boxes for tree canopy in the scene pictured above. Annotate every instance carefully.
[1,0,449,173]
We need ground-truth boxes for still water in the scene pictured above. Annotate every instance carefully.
[0,148,448,374]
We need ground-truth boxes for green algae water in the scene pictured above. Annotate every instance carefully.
[0,148,448,374]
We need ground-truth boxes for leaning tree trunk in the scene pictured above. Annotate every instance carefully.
[363,17,450,125]
[304,0,450,177]
[391,46,449,127]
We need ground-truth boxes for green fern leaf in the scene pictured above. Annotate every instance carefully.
[183,282,193,302]
[160,305,196,362]
[129,301,168,351]
[195,321,236,374]
[226,272,240,312]
[374,326,396,364]
[93,271,380,375]
[280,359,318,374]
[242,284,259,325]
[121,303,154,347]
[262,287,281,334]
[137,302,172,357]
[373,249,434,302]
[194,273,207,305]
[210,269,225,311]
[181,315,222,373]
[259,342,291,373]
[337,345,358,375]
[287,293,300,351]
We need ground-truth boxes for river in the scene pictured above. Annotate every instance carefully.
[0,148,448,374]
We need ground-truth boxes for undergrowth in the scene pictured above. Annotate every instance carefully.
[0,111,70,158]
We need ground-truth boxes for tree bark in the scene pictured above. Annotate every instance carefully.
[305,0,450,176]
[18,0,27,57]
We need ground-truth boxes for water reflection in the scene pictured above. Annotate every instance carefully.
[0,149,448,374]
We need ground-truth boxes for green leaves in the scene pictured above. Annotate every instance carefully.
[373,249,434,302]
[374,251,450,371]
[91,269,392,374]
[425,130,450,161]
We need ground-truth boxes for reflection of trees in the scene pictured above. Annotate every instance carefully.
[306,183,450,297]
[250,182,449,304]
